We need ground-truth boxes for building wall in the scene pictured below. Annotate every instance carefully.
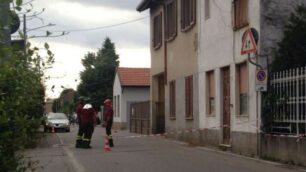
[197,0,260,155]
[113,73,122,123]
[149,0,200,134]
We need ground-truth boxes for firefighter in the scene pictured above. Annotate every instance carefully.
[75,96,84,148]
[103,99,114,147]
[80,98,96,149]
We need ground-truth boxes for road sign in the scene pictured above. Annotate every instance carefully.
[255,69,268,92]
[241,28,257,55]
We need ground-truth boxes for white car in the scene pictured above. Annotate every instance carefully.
[44,113,70,132]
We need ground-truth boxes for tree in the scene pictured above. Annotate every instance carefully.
[271,5,306,72]
[0,1,55,171]
[77,37,119,110]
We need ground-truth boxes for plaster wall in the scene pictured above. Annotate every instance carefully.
[198,0,260,134]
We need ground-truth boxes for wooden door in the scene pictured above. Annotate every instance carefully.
[222,67,231,145]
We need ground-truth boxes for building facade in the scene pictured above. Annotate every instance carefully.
[113,67,150,130]
[137,0,306,157]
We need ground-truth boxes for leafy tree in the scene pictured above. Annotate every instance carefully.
[77,37,119,110]
[271,5,306,72]
[0,1,55,170]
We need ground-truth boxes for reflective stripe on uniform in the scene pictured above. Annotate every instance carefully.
[108,135,112,139]
[83,138,90,141]
[76,136,82,140]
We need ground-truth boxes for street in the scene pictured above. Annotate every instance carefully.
[25,125,305,172]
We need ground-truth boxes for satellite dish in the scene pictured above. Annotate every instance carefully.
[10,11,20,34]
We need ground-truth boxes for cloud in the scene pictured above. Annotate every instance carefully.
[24,0,150,98]
[27,0,150,49]
[59,0,143,11]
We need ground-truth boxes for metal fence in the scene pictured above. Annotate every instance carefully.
[130,101,150,135]
[270,67,306,135]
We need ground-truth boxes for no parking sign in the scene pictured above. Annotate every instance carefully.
[255,69,268,91]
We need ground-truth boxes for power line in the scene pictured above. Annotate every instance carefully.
[34,16,149,33]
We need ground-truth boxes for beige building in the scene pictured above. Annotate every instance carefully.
[137,0,199,134]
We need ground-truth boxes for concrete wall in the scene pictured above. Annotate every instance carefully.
[261,135,306,166]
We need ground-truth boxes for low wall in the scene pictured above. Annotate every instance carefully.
[261,134,306,166]
[231,131,258,157]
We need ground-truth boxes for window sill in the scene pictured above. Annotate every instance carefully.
[185,117,194,120]
[181,23,195,33]
[233,23,249,31]
[236,114,249,118]
[165,33,177,43]
[153,42,162,50]
[207,114,216,117]
[170,117,176,120]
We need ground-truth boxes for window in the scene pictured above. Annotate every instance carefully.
[233,0,248,29]
[113,96,116,117]
[205,0,210,20]
[153,13,163,49]
[237,62,248,115]
[170,81,176,119]
[165,0,177,41]
[207,71,215,115]
[181,0,196,31]
[117,95,120,117]
[185,75,193,119]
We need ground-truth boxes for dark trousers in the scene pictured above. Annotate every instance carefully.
[76,122,94,148]
[76,122,84,147]
[83,122,94,142]
[106,119,113,147]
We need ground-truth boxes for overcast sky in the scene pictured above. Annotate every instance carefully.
[22,0,150,99]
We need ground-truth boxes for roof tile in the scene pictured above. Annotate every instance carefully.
[117,67,150,86]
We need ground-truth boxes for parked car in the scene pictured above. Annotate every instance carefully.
[44,112,70,132]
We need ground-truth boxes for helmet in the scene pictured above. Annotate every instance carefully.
[104,99,112,106]
[84,97,91,103]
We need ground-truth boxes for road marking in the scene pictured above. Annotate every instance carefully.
[57,134,86,172]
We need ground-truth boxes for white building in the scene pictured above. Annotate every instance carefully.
[198,0,306,156]
[113,67,150,130]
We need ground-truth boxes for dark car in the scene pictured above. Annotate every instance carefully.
[44,112,70,132]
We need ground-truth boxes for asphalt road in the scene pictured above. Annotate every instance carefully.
[25,125,305,172]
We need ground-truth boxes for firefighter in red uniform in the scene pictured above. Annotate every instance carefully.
[80,98,96,148]
[75,97,84,148]
[103,99,114,147]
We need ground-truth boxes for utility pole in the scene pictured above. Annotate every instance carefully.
[0,0,11,46]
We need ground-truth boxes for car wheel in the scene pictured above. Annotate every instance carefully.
[66,128,70,132]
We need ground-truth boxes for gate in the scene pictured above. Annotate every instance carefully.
[270,67,306,135]
[130,101,150,134]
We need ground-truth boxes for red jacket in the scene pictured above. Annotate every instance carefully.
[75,103,84,122]
[81,104,96,124]
[103,105,113,122]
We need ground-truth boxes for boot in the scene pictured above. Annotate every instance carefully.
[75,139,82,148]
[109,139,114,147]
[82,140,92,149]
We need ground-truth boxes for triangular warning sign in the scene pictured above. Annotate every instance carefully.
[241,28,257,55]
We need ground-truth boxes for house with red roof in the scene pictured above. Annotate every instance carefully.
[112,67,150,130]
